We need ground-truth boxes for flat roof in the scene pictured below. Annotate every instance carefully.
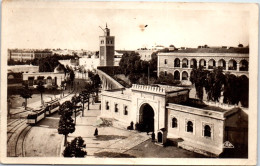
[159,47,249,54]
[167,103,240,120]
[101,88,132,100]
[131,84,189,95]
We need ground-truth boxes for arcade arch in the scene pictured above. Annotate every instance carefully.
[182,58,188,68]
[239,59,248,71]
[182,71,189,80]
[208,59,216,69]
[228,59,237,70]
[174,70,180,80]
[190,59,197,68]
[174,58,180,67]
[199,59,206,67]
[218,59,226,70]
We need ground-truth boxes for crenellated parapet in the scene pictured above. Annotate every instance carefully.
[131,84,166,95]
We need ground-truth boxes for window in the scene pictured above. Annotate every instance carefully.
[115,104,118,112]
[124,106,128,115]
[186,121,193,133]
[106,101,109,110]
[172,118,178,128]
[203,125,211,137]
[164,59,168,64]
[164,71,167,76]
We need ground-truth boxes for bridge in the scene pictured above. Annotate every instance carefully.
[96,68,124,90]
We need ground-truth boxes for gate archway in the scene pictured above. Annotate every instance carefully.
[139,103,155,132]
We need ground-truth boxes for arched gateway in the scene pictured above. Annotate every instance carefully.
[139,104,155,132]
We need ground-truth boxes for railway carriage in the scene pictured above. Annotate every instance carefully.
[27,108,46,125]
[45,101,60,116]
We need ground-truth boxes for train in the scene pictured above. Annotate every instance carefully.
[27,100,60,125]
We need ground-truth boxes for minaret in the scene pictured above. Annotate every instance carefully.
[99,23,115,66]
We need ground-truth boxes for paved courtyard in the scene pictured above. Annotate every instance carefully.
[23,99,207,158]
[63,101,207,158]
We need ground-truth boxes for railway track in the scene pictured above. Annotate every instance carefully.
[7,120,31,157]
[7,119,27,143]
[15,125,32,157]
[7,119,21,127]
[6,86,80,157]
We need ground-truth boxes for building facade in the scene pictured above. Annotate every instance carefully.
[79,56,100,71]
[99,24,115,66]
[100,84,247,156]
[8,49,52,61]
[7,65,39,73]
[135,50,155,61]
[158,47,249,84]
[22,65,66,88]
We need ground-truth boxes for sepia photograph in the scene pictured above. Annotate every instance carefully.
[0,1,258,165]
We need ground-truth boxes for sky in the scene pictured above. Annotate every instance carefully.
[2,1,250,51]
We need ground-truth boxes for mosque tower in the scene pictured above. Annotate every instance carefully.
[99,23,115,66]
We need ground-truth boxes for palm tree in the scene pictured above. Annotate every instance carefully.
[37,81,45,105]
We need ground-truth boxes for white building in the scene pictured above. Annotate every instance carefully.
[79,56,100,71]
[100,84,248,157]
[7,65,39,73]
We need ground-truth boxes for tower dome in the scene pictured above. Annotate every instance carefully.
[54,64,64,73]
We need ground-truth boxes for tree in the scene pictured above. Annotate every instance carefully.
[84,83,93,110]
[148,52,158,78]
[58,114,75,146]
[204,67,225,102]
[61,81,66,97]
[58,100,75,146]
[119,52,141,76]
[71,95,81,124]
[19,84,32,110]
[223,73,240,105]
[37,81,45,105]
[69,70,75,90]
[90,74,101,99]
[59,101,74,116]
[79,90,89,116]
[238,75,249,107]
[190,66,208,100]
[63,136,87,157]
[155,72,180,86]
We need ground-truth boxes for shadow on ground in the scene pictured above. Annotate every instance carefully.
[94,152,136,158]
[93,135,127,141]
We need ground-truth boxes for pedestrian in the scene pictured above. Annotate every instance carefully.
[152,132,155,142]
[130,121,134,130]
[146,125,149,135]
[94,128,98,136]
